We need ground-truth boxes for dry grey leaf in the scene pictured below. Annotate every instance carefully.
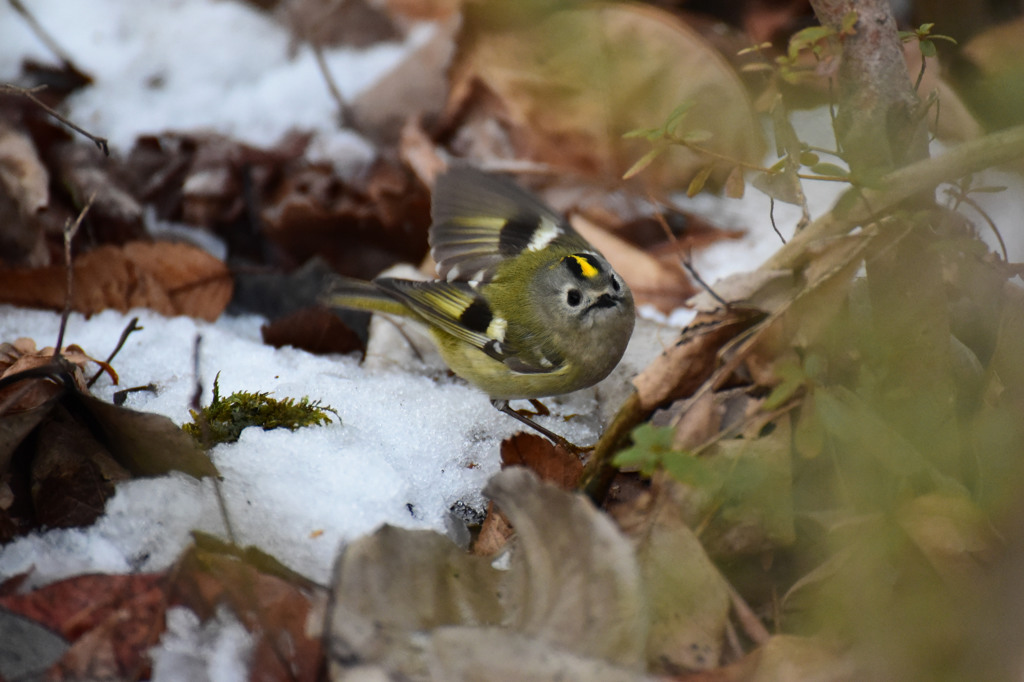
[634,495,730,672]
[486,467,647,666]
[326,468,655,682]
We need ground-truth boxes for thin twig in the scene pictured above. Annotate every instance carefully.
[190,336,238,544]
[0,83,109,155]
[763,123,1024,271]
[310,40,353,128]
[723,618,744,662]
[727,581,773,645]
[87,317,143,388]
[112,384,157,406]
[827,75,838,133]
[681,252,730,310]
[651,203,730,308]
[53,194,95,356]
[952,190,1009,262]
[8,0,78,69]
[769,196,785,244]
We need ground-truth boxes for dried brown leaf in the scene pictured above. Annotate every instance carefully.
[473,499,514,557]
[350,14,457,142]
[261,160,430,280]
[56,143,145,244]
[278,0,399,50]
[445,4,764,189]
[0,573,167,679]
[0,396,58,483]
[500,432,583,490]
[0,242,231,320]
[382,0,461,21]
[31,403,130,529]
[399,116,447,188]
[121,242,232,320]
[72,391,218,479]
[261,306,364,355]
[170,543,324,682]
[632,311,761,411]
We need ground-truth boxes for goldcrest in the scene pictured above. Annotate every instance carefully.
[323,167,635,443]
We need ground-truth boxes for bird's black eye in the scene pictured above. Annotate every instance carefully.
[610,276,620,292]
[566,289,582,306]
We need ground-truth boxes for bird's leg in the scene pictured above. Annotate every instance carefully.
[512,398,550,418]
[491,399,582,453]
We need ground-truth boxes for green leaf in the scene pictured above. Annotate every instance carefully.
[618,126,667,141]
[920,39,936,58]
[687,165,714,198]
[799,151,820,167]
[683,129,713,145]
[622,144,667,180]
[613,423,677,476]
[791,25,835,47]
[665,100,695,133]
[763,358,808,410]
[737,41,772,56]
[833,186,861,217]
[662,450,721,491]
[840,10,859,35]
[810,162,849,178]
[789,25,834,60]
[724,165,746,199]
[622,126,662,140]
[752,169,803,205]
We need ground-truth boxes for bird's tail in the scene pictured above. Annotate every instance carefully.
[321,276,413,318]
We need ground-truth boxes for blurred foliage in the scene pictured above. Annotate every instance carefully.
[617,203,1024,679]
[616,9,1024,674]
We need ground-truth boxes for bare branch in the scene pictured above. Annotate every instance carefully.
[809,0,929,174]
[310,41,354,128]
[8,0,79,70]
[0,83,110,156]
[763,123,1024,271]
[87,317,143,388]
[53,193,96,356]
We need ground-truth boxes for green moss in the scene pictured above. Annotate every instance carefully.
[183,374,338,447]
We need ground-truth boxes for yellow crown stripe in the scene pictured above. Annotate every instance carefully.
[568,254,599,278]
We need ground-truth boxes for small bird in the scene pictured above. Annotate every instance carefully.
[323,166,635,445]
